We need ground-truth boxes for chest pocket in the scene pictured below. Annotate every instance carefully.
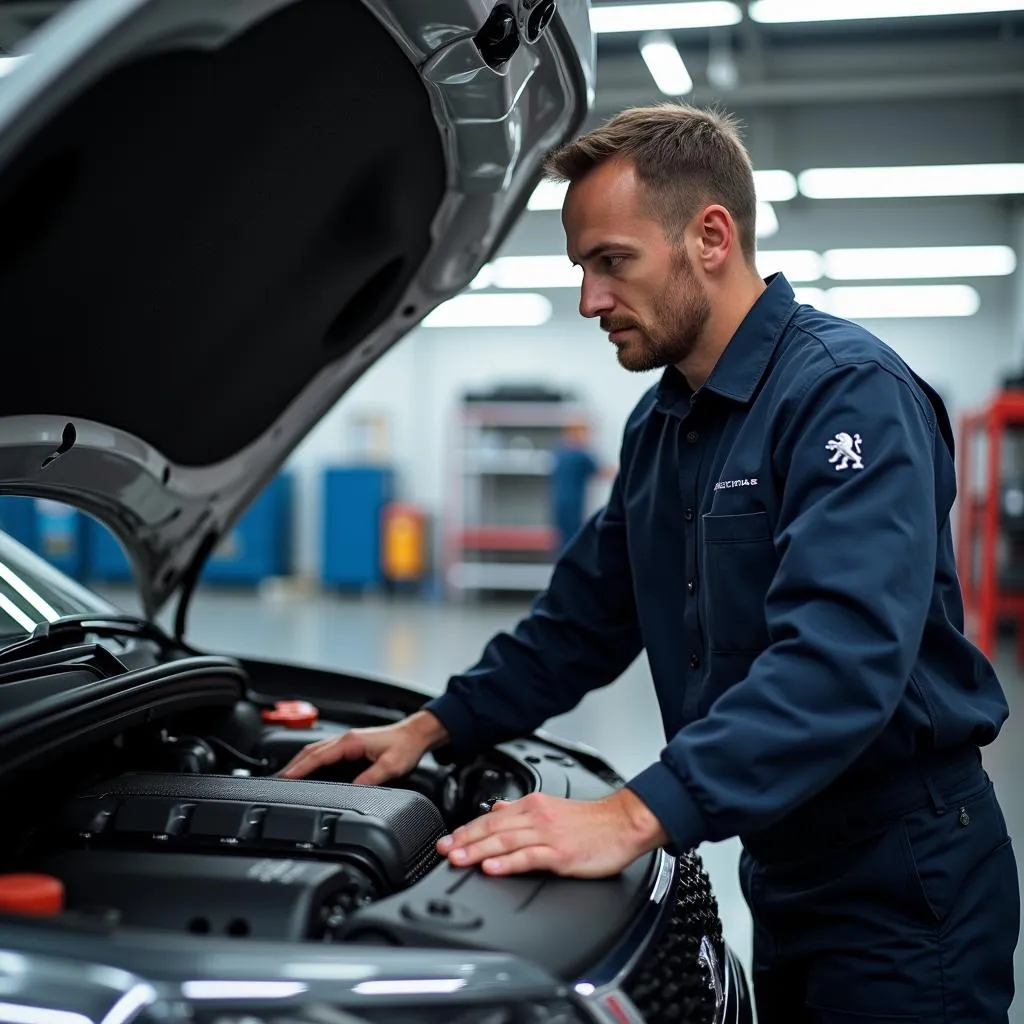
[700,511,777,655]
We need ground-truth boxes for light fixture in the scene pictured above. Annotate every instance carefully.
[527,179,568,211]
[754,169,798,202]
[750,0,1024,22]
[527,168,797,211]
[793,287,827,307]
[591,2,742,33]
[640,32,693,95]
[756,201,779,238]
[798,163,1024,199]
[756,249,824,282]
[823,245,1017,280]
[477,256,582,290]
[422,293,553,328]
[823,284,981,318]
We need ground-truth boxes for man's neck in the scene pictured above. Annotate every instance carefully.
[676,271,767,391]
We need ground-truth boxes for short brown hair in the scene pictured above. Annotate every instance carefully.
[543,102,758,262]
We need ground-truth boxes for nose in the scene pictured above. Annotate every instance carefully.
[579,274,614,320]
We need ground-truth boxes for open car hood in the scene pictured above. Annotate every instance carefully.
[0,0,594,621]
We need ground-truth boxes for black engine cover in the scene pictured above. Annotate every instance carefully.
[36,850,379,942]
[48,772,447,890]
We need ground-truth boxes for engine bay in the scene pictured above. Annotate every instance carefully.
[0,650,662,982]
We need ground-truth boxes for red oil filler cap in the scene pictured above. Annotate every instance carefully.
[0,873,65,916]
[261,699,319,729]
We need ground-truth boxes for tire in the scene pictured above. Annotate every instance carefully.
[623,849,723,1024]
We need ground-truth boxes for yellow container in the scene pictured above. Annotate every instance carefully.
[381,502,426,582]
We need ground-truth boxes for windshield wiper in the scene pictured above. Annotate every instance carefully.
[0,614,196,666]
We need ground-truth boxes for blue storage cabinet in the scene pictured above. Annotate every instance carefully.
[87,518,133,582]
[34,499,88,579]
[0,496,38,550]
[86,474,293,586]
[321,466,394,589]
[204,473,293,584]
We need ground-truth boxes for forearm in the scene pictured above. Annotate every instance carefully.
[403,708,450,750]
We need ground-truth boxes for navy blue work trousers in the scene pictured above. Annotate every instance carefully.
[739,747,1019,1023]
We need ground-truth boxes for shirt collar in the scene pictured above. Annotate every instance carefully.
[656,272,799,410]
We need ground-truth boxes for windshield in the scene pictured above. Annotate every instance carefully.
[0,529,116,640]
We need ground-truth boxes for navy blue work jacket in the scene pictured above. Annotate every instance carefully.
[424,273,1009,853]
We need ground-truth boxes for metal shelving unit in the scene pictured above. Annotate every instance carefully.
[443,391,591,598]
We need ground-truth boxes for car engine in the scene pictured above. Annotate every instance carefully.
[33,771,448,943]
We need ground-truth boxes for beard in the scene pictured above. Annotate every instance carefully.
[601,248,711,374]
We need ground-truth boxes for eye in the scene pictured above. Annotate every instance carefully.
[603,254,625,269]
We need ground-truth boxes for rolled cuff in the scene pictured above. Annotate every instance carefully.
[421,691,479,760]
[626,760,711,855]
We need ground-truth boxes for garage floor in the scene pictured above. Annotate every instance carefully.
[113,585,1022,1020]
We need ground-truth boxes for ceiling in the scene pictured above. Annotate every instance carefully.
[586,1,1024,114]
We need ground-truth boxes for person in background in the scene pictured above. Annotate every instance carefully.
[549,419,600,554]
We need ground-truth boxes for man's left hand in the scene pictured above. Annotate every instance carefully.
[436,788,669,879]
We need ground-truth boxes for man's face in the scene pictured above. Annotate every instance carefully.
[562,158,711,373]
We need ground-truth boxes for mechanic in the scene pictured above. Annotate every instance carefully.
[281,103,1019,1022]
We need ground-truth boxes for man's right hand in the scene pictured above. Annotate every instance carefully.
[276,709,449,786]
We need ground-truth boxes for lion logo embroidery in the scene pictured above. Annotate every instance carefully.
[825,432,863,471]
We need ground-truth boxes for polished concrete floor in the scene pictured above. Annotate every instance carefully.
[106,583,1022,1020]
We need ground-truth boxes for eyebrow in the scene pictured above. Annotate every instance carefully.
[570,242,632,266]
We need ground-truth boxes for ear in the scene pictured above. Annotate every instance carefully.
[694,204,734,271]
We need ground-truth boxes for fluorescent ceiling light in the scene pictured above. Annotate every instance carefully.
[640,32,693,95]
[799,163,1024,199]
[468,245,1016,293]
[756,201,778,238]
[422,293,553,328]
[750,0,1024,22]
[754,169,798,203]
[474,256,581,290]
[591,2,742,33]
[528,179,568,211]
[824,284,980,319]
[793,285,981,317]
[824,245,1017,280]
[794,287,827,307]
[756,249,823,282]
[528,168,796,212]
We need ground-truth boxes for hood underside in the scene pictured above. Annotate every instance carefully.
[0,0,594,620]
